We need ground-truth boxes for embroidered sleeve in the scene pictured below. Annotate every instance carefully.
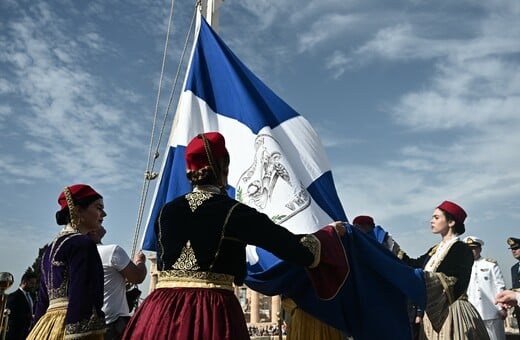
[299,234,321,268]
[65,237,105,338]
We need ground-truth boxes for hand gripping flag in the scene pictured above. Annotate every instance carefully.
[142,14,427,340]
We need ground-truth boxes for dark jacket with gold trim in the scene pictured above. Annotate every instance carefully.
[33,230,105,337]
[402,241,473,300]
[155,191,315,286]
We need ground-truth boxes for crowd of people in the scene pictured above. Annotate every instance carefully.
[3,131,520,340]
[247,324,285,337]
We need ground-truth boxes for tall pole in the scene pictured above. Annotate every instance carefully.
[199,0,223,31]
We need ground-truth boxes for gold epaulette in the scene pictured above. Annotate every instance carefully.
[485,258,497,263]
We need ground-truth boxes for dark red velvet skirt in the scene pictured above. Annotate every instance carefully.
[122,287,250,340]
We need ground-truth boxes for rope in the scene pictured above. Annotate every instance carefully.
[131,1,200,257]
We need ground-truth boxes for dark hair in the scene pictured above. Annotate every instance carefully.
[55,194,102,225]
[21,271,37,283]
[440,209,465,235]
[186,166,218,186]
[186,154,230,186]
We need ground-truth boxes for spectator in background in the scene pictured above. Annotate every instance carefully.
[352,215,422,339]
[507,237,520,328]
[88,226,147,340]
[5,271,37,340]
[464,236,507,340]
[352,215,400,256]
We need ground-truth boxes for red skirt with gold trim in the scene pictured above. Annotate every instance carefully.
[122,287,249,340]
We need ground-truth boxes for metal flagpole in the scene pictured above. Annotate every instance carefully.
[199,0,223,31]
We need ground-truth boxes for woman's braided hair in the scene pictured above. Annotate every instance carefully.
[186,133,229,186]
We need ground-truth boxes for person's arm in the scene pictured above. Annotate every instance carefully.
[225,203,317,267]
[400,250,429,268]
[120,250,147,284]
[491,261,508,318]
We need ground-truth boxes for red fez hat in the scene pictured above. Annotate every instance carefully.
[58,184,101,210]
[437,200,466,225]
[352,215,375,226]
[185,132,229,171]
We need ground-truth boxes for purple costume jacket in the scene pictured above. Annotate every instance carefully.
[33,228,105,337]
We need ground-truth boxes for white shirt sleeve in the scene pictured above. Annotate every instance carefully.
[110,245,131,271]
[491,262,506,311]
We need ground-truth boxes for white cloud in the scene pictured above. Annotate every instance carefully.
[392,56,520,132]
[0,3,147,186]
[297,13,361,53]
[0,105,11,120]
[0,78,14,95]
[0,155,54,183]
[325,50,350,78]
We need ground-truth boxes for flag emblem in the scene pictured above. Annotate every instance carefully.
[236,133,310,224]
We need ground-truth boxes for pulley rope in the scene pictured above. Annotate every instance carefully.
[131,1,199,257]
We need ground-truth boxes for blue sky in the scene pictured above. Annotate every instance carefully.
[1,0,519,294]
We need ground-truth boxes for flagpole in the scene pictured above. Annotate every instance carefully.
[199,0,223,31]
[144,0,224,294]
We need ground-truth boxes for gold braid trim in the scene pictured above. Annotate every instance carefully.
[300,234,321,268]
[157,270,234,291]
[437,273,455,305]
[281,298,299,316]
[209,202,240,271]
[63,187,79,231]
[428,244,439,257]
[199,133,221,183]
[48,298,69,310]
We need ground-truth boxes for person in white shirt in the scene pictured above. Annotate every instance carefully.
[464,236,507,340]
[88,226,147,340]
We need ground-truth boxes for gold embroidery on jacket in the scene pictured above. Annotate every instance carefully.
[64,307,106,338]
[172,241,200,270]
[300,234,321,268]
[185,192,213,212]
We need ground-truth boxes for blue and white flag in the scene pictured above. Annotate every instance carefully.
[141,14,427,339]
[141,14,346,257]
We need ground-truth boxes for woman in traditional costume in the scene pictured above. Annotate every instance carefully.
[401,201,489,339]
[122,132,345,340]
[28,184,106,340]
